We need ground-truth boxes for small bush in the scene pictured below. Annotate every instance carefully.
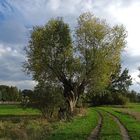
[22,84,64,119]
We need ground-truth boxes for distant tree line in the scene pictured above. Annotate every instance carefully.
[127,90,140,102]
[0,85,22,101]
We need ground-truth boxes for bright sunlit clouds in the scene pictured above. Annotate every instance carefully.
[105,2,140,89]
[109,2,140,56]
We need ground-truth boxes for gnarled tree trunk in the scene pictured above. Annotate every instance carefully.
[63,80,85,115]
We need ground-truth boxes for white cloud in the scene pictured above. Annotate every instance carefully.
[131,70,140,82]
[1,0,140,91]
[48,0,61,10]
[0,43,24,58]
[0,80,37,90]
[130,70,140,91]
[108,2,140,56]
[0,46,7,56]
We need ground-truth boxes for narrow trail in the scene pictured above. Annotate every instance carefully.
[105,111,130,140]
[87,110,103,140]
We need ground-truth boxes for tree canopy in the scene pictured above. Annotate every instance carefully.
[24,12,127,115]
[108,64,132,93]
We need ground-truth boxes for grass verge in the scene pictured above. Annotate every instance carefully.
[0,104,40,116]
[48,108,99,140]
[100,107,140,140]
[98,109,122,140]
[0,107,99,140]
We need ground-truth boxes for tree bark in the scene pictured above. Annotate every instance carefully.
[63,80,85,115]
[67,95,78,114]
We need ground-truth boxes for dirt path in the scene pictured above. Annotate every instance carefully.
[87,110,103,140]
[106,111,130,140]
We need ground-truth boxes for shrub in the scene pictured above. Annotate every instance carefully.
[26,84,64,119]
[113,93,129,105]
[89,91,129,106]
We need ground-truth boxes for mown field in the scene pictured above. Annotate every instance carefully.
[0,104,40,116]
[1,103,140,140]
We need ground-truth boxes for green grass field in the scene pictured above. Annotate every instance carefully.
[48,108,98,140]
[98,110,122,140]
[100,105,140,140]
[0,104,40,116]
[126,103,140,112]
[1,104,140,139]
[0,106,99,140]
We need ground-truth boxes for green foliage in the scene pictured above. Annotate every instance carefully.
[21,89,34,107]
[89,91,129,106]
[108,65,132,93]
[0,108,98,140]
[76,13,127,92]
[24,12,127,115]
[0,85,22,101]
[99,110,121,140]
[28,84,64,119]
[88,65,132,106]
[126,90,140,102]
[101,106,140,140]
[24,17,73,83]
[22,89,34,99]
[113,92,129,105]
[48,108,98,140]
[0,104,40,116]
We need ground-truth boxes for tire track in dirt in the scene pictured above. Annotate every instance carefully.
[104,110,130,140]
[87,110,103,140]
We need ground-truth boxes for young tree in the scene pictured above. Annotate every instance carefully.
[108,64,132,93]
[24,13,127,114]
[75,13,127,93]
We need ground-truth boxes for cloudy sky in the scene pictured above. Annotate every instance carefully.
[0,0,140,91]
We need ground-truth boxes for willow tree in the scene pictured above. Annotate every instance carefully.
[76,13,127,94]
[24,13,127,114]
